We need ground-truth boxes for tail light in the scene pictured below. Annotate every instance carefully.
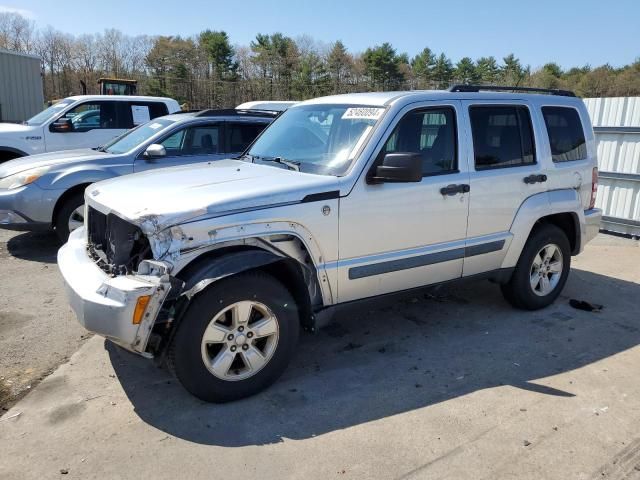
[589,167,598,209]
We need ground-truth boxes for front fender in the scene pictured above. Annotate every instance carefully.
[0,133,43,156]
[501,189,582,269]
[150,218,336,307]
[45,168,122,191]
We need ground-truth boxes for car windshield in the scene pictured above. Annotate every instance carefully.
[102,119,175,154]
[246,104,385,175]
[24,101,74,126]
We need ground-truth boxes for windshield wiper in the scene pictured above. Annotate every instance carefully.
[235,153,255,162]
[256,156,301,172]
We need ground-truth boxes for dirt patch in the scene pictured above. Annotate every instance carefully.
[0,311,34,336]
[0,380,11,410]
[0,229,88,413]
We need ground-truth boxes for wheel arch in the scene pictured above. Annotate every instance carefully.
[173,241,322,331]
[536,212,580,255]
[51,183,92,226]
[502,189,583,269]
[0,147,27,162]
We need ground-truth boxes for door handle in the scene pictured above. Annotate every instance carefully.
[440,184,470,196]
[523,174,547,184]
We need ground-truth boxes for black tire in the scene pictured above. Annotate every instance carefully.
[501,223,571,310]
[54,193,85,243]
[169,271,299,402]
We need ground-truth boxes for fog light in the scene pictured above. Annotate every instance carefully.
[132,295,151,324]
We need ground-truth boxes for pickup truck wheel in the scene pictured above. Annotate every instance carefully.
[54,193,85,243]
[169,271,299,402]
[501,224,570,310]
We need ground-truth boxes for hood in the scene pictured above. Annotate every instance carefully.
[0,122,33,134]
[0,149,110,179]
[88,159,340,232]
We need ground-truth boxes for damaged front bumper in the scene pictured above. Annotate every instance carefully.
[58,227,173,356]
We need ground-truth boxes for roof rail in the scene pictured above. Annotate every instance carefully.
[193,108,281,118]
[448,84,576,97]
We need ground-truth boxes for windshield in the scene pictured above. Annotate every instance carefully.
[103,119,175,154]
[247,104,385,175]
[25,101,73,126]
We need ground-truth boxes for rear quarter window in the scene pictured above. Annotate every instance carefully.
[541,106,587,162]
[121,102,170,128]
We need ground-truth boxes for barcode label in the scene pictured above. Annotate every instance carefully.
[342,107,384,120]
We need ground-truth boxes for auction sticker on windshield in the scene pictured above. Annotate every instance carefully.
[342,107,385,120]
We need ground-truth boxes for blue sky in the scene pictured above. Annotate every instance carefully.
[2,0,638,68]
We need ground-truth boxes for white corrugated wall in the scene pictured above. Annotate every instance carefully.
[584,97,640,237]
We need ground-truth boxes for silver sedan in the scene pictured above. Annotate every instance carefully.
[0,109,275,241]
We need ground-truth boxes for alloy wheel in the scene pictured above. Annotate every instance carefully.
[67,205,85,233]
[529,243,563,296]
[200,300,279,381]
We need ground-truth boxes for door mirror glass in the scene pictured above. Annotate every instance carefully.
[370,153,423,183]
[144,144,167,159]
[49,118,73,133]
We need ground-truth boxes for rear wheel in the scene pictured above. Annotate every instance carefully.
[54,193,85,243]
[501,224,571,310]
[169,271,299,402]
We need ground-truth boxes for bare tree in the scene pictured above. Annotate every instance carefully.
[0,12,36,53]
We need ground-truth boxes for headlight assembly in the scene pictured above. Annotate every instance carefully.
[0,166,50,190]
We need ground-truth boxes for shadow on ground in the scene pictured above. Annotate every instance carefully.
[107,268,639,447]
[6,231,59,263]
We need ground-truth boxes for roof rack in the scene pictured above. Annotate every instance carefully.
[448,84,576,97]
[192,108,281,118]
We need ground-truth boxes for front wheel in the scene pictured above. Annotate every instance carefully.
[501,224,571,310]
[54,193,85,243]
[169,271,299,402]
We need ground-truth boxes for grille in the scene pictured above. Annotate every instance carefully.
[86,206,152,275]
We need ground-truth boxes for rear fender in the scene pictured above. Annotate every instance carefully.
[501,189,583,269]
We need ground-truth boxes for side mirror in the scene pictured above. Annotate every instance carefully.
[49,118,72,133]
[369,153,422,183]
[143,144,166,159]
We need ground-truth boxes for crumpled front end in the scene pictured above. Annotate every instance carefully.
[58,226,173,355]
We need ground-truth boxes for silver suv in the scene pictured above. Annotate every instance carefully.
[58,85,602,402]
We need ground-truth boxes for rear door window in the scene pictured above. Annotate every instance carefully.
[470,106,536,170]
[123,102,170,128]
[225,122,268,153]
[541,107,587,162]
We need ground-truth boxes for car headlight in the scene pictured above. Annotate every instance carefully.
[0,166,51,190]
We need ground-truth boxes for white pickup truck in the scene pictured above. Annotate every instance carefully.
[0,95,180,162]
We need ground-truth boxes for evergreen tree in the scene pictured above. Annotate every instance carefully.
[362,42,404,90]
[432,53,453,88]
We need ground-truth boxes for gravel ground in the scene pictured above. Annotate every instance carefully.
[0,229,88,412]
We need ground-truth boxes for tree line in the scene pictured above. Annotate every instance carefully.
[1,11,639,108]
